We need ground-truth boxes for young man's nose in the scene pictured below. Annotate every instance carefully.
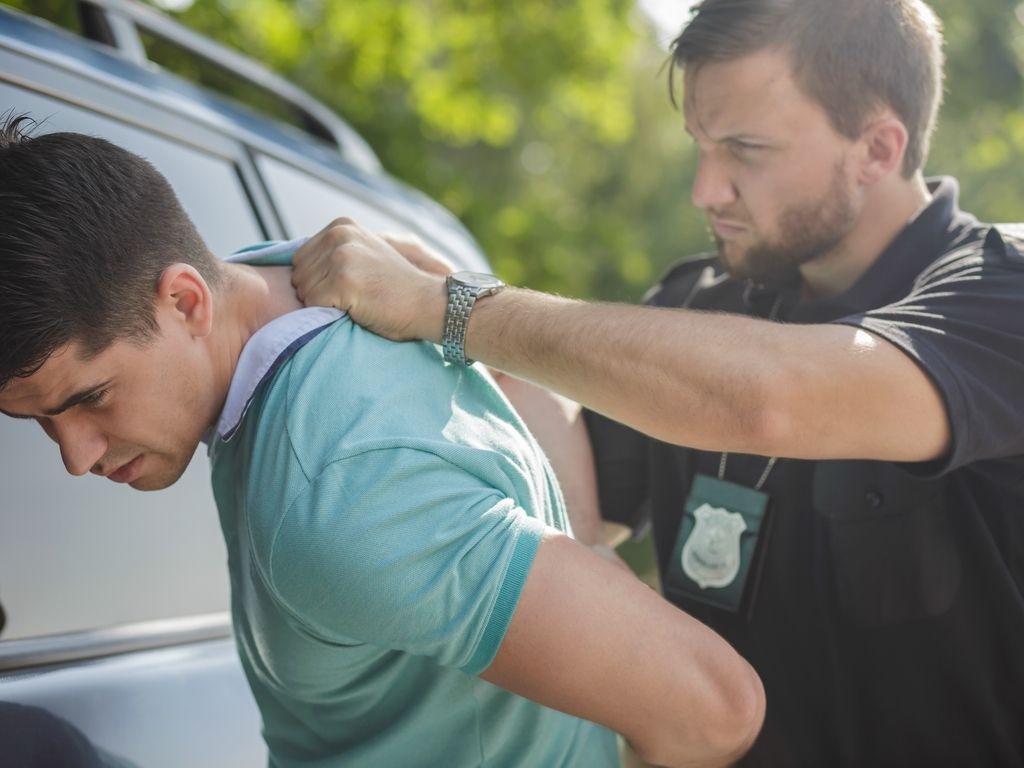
[47,415,107,476]
[691,155,738,211]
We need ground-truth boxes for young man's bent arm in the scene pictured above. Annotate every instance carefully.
[483,531,765,767]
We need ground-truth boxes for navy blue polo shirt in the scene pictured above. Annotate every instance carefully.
[586,178,1024,767]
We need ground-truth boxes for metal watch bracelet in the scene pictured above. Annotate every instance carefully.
[442,281,478,365]
[442,272,505,365]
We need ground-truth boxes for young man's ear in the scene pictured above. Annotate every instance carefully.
[156,264,214,337]
[856,113,910,186]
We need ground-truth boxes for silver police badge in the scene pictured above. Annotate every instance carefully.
[681,503,748,589]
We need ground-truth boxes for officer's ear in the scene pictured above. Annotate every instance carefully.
[856,113,909,186]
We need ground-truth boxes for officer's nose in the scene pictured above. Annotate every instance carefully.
[691,154,738,211]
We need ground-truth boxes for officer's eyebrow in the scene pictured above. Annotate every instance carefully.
[685,121,775,146]
[0,380,112,420]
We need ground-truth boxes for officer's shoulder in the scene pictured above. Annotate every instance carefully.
[644,253,732,308]
[912,223,1024,290]
[992,223,1024,268]
[929,223,1024,276]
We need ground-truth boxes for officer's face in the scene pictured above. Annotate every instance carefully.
[683,48,862,284]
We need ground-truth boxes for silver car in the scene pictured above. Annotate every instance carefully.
[0,2,488,765]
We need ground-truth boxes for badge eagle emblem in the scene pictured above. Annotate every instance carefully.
[681,503,747,589]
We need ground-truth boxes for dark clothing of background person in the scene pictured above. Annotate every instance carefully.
[586,177,1024,767]
[0,702,137,768]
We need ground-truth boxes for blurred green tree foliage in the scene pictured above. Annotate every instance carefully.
[155,0,693,301]
[4,0,1022,300]
[928,0,1024,223]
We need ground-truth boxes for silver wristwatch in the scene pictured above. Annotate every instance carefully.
[442,271,506,365]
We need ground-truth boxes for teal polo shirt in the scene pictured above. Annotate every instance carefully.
[208,240,618,767]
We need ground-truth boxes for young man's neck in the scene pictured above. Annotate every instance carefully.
[206,264,303,424]
[799,173,932,299]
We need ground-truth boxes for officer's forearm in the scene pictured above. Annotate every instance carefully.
[463,288,949,462]
[463,288,786,455]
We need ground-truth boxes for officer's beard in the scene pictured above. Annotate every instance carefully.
[716,159,857,288]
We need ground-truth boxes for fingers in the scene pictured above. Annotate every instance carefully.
[292,262,333,307]
[299,276,343,311]
[293,221,439,303]
[293,217,357,272]
[291,249,328,303]
[289,218,451,342]
[291,228,331,292]
[292,219,366,302]
[380,232,454,276]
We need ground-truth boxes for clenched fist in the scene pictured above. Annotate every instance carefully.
[291,218,450,342]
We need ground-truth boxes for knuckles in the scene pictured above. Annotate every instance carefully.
[323,218,362,249]
[324,225,350,249]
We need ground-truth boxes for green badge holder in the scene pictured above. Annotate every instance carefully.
[664,473,770,614]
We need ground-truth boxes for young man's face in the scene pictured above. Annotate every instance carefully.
[683,48,862,284]
[0,319,214,491]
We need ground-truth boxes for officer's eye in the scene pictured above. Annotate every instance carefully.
[728,140,763,157]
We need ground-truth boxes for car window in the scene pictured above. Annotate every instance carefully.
[256,153,491,272]
[0,81,263,256]
[0,82,259,641]
[256,153,405,236]
[138,28,311,140]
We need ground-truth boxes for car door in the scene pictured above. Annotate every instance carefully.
[1,9,491,765]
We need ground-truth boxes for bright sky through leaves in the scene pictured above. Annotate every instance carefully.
[638,0,696,48]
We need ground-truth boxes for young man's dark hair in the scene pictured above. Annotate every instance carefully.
[0,115,219,389]
[670,0,944,176]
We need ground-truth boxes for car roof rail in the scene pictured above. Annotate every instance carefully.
[74,0,381,172]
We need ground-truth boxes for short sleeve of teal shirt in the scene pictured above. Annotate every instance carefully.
[268,448,545,674]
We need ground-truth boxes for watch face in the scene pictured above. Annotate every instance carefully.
[453,271,504,289]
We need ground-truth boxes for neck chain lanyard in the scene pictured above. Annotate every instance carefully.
[717,292,784,491]
[718,453,778,491]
